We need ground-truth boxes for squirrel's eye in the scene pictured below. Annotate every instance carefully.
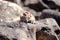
[23,13,26,16]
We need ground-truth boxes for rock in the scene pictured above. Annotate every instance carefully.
[0,22,36,40]
[19,18,60,40]
[0,22,29,40]
[20,18,60,40]
[41,9,60,26]
[35,18,60,40]
[0,18,59,40]
[0,24,18,40]
[19,22,36,40]
[41,9,59,19]
[0,22,26,40]
[0,1,25,22]
[0,0,60,40]
[36,18,60,33]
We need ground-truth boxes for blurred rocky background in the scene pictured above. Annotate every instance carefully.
[0,0,60,40]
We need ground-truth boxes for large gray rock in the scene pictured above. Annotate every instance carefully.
[0,22,36,40]
[36,18,60,40]
[0,1,25,22]
[0,18,59,40]
[0,1,59,40]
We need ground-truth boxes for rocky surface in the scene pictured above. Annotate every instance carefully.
[0,18,60,40]
[41,9,60,26]
[0,0,24,22]
[0,0,60,40]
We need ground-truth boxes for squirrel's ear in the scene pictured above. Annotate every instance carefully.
[25,11,29,14]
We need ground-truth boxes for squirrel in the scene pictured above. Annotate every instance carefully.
[21,11,36,24]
